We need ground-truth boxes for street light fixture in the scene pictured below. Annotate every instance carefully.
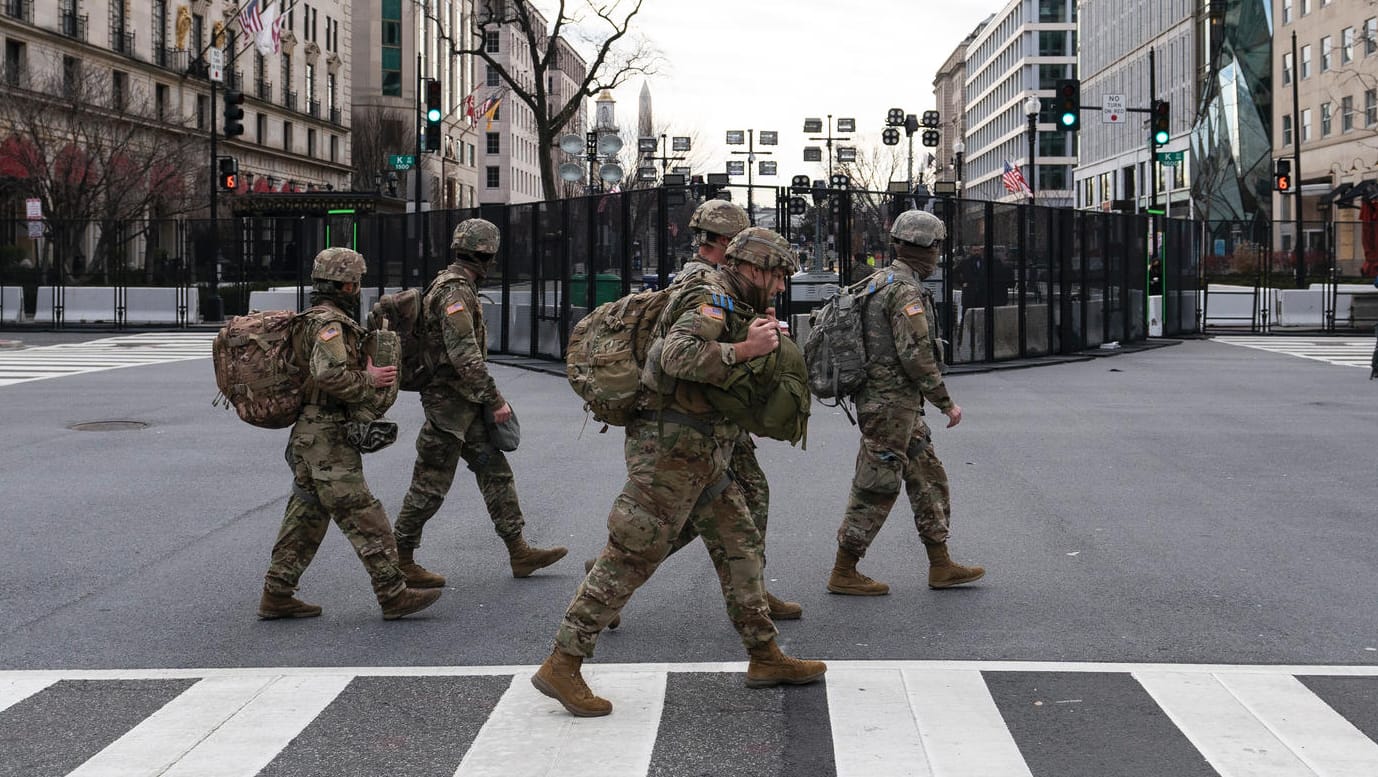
[953,140,965,195]
[1024,94,1042,204]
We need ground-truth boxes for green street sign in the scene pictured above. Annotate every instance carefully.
[389,154,415,171]
[1156,150,1184,166]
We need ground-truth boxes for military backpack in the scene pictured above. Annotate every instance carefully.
[367,270,464,391]
[565,287,671,427]
[212,309,308,429]
[803,277,886,403]
[704,334,812,447]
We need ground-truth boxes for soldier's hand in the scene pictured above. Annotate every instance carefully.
[492,402,513,424]
[738,317,779,360]
[366,357,397,388]
[944,405,962,428]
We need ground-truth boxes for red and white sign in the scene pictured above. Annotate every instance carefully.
[1102,94,1126,124]
[24,197,41,220]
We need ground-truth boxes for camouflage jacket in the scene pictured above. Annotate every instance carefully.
[856,263,953,413]
[672,259,716,288]
[422,264,504,408]
[296,303,383,413]
[653,268,758,418]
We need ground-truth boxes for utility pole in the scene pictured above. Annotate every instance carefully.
[1292,30,1304,289]
[413,53,423,286]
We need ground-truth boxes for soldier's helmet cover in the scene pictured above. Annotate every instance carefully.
[726,227,799,274]
[689,200,749,240]
[311,247,367,283]
[451,218,501,256]
[890,210,947,248]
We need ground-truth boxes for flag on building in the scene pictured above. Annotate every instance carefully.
[253,5,282,56]
[483,97,503,130]
[238,0,264,34]
[463,93,478,125]
[1002,160,1030,195]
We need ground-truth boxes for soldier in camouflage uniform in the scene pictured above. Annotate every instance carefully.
[534,227,826,718]
[828,210,985,596]
[258,248,442,621]
[392,218,566,588]
[585,199,802,626]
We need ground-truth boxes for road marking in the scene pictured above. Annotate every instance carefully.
[1213,336,1374,369]
[0,333,215,386]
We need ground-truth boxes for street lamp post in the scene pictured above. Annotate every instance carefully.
[1024,94,1041,204]
[953,141,965,195]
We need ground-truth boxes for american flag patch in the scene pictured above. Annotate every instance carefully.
[700,305,724,321]
[446,300,466,315]
[319,325,341,341]
[904,302,924,316]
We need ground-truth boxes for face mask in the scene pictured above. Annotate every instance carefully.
[896,245,938,278]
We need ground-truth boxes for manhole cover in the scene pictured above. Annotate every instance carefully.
[68,420,150,432]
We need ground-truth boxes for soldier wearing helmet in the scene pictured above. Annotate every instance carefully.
[393,218,566,589]
[827,209,984,598]
[678,199,751,285]
[535,226,825,718]
[258,247,442,622]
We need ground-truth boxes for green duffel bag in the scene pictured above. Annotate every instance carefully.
[704,333,811,447]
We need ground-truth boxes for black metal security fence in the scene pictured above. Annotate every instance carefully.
[0,185,1201,363]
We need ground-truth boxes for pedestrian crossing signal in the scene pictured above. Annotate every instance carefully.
[1274,159,1293,193]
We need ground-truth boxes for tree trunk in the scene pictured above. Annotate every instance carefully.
[538,127,559,202]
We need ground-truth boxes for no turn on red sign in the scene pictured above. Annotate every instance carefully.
[1102,94,1126,124]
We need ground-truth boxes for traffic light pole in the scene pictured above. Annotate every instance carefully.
[1292,30,1304,289]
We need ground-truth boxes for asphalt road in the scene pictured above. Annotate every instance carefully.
[1,337,1376,671]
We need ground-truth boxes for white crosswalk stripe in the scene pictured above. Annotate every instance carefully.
[0,333,215,386]
[3,661,1378,777]
[1212,336,1375,369]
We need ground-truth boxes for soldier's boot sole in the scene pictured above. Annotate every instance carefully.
[400,562,446,589]
[381,588,442,620]
[511,546,569,578]
[928,565,985,589]
[767,592,803,619]
[584,558,621,629]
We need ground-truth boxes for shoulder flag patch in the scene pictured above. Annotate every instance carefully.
[700,304,725,321]
[319,324,341,341]
[446,300,466,316]
[904,302,925,317]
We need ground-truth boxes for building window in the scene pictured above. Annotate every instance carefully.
[257,113,267,143]
[486,64,500,86]
[307,128,316,157]
[1321,36,1332,71]
[327,72,336,113]
[196,93,208,129]
[1301,108,1312,141]
[1301,44,1312,78]
[1282,114,1292,146]
[485,30,499,52]
[4,40,25,87]
[330,134,337,162]
[1367,18,1377,56]
[1037,30,1067,56]
[1301,0,1310,15]
[1283,52,1293,85]
[1343,28,1355,64]
[486,132,500,153]
[1283,0,1293,24]
[1342,96,1354,132]
[1037,0,1066,23]
[381,0,402,96]
[112,70,127,111]
[153,0,167,59]
[156,83,168,120]
[284,120,293,151]
[485,166,499,187]
[282,52,292,94]
[1366,89,1377,126]
[62,55,81,96]
[1320,102,1331,136]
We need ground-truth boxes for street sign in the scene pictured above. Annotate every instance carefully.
[1102,93,1125,124]
[208,48,224,83]
[389,154,415,171]
[25,198,41,220]
[27,221,44,238]
[1156,150,1184,165]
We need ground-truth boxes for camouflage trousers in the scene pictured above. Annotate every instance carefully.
[394,388,524,549]
[663,434,770,563]
[555,419,776,658]
[837,408,952,558]
[264,408,407,602]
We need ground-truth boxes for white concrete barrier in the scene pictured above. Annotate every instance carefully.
[1199,284,1273,328]
[124,286,196,324]
[0,286,21,322]
[1275,289,1325,327]
[34,286,114,323]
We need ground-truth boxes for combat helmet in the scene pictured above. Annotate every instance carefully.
[689,199,749,243]
[890,210,946,248]
[725,227,799,274]
[311,247,366,284]
[451,218,501,259]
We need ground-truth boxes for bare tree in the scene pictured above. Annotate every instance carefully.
[0,58,202,279]
[351,106,413,193]
[422,0,659,201]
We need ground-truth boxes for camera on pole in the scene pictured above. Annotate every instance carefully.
[222,90,244,138]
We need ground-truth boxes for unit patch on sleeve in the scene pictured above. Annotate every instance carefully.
[904,302,925,317]
[446,300,466,316]
[319,324,341,341]
[700,304,725,321]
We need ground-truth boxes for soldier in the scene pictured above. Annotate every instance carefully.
[258,248,442,621]
[392,218,566,587]
[535,227,826,718]
[827,210,985,596]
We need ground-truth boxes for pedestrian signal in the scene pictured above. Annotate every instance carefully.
[217,156,239,191]
[1274,159,1293,193]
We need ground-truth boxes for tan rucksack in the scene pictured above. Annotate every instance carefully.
[565,288,671,428]
[367,270,465,391]
[212,309,307,429]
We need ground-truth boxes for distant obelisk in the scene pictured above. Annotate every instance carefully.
[638,81,653,139]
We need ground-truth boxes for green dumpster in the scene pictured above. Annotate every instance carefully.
[570,272,624,306]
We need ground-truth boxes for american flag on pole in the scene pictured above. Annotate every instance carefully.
[238,0,264,34]
[1002,160,1031,195]
[251,4,283,56]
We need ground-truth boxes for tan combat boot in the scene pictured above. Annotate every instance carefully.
[926,543,985,588]
[766,591,803,620]
[380,587,442,620]
[745,640,828,688]
[257,590,322,620]
[584,559,620,630]
[827,548,890,596]
[531,648,613,717]
[507,537,569,578]
[398,547,446,589]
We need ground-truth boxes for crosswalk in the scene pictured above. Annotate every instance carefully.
[4,661,1378,776]
[1212,335,1376,370]
[0,332,215,387]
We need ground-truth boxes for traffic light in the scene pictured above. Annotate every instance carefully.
[1151,100,1170,146]
[1055,78,1080,131]
[424,78,442,152]
[217,156,238,191]
[222,90,244,138]
[1274,158,1293,193]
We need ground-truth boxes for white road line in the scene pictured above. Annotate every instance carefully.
[0,334,214,386]
[906,668,1034,777]
[1213,336,1374,370]
[66,676,279,777]
[1218,673,1378,777]
[454,668,667,777]
[828,667,934,777]
[0,674,59,713]
[1134,670,1311,777]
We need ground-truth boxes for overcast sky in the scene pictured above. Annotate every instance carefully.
[586,0,1001,185]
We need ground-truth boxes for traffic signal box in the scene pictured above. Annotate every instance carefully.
[1056,79,1080,131]
[218,156,238,191]
[424,79,442,152]
[222,90,245,138]
[1151,100,1171,146]
[1274,159,1293,193]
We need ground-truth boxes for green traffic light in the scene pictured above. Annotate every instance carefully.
[427,108,442,123]
[1153,130,1169,145]
[1061,113,1076,127]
